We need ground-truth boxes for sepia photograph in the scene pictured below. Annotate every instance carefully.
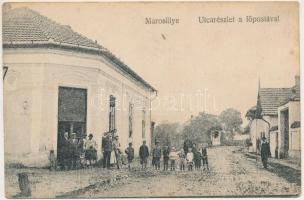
[2,1,301,198]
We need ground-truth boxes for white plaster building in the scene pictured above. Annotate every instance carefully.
[278,97,300,159]
[3,8,157,167]
[246,76,300,159]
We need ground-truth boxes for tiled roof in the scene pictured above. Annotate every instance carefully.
[259,88,293,115]
[3,7,156,92]
[3,7,102,49]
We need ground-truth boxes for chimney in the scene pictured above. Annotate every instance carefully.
[295,75,300,87]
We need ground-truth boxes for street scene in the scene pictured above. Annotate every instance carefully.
[5,146,300,198]
[2,2,301,198]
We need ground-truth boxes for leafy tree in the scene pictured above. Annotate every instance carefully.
[182,112,221,144]
[218,108,243,142]
[152,122,181,148]
[219,108,243,132]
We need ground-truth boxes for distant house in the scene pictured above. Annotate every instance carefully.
[3,8,157,167]
[246,76,300,159]
[211,131,221,146]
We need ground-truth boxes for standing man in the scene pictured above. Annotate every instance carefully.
[183,138,193,155]
[260,136,270,169]
[139,140,149,169]
[60,132,70,170]
[125,143,134,170]
[102,132,113,169]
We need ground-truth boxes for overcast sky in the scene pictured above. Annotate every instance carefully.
[10,2,300,125]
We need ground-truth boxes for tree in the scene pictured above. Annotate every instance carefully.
[219,108,243,132]
[182,112,221,144]
[152,122,181,148]
[219,108,243,141]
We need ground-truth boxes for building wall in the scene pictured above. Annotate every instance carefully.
[289,127,300,158]
[4,48,154,167]
[249,116,277,153]
[278,101,300,159]
[269,130,278,158]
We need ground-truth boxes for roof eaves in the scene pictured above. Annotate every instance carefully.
[3,42,157,92]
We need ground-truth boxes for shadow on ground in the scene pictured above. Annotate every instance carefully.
[266,162,301,186]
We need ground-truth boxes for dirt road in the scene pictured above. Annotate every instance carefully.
[77,146,300,197]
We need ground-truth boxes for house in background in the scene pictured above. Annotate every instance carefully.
[211,131,221,146]
[277,80,300,159]
[3,7,157,167]
[246,76,300,159]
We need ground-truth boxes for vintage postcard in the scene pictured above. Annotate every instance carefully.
[2,1,300,198]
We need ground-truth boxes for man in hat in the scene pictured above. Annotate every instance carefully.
[102,132,113,169]
[260,136,270,169]
[139,140,149,169]
[59,132,71,170]
[84,133,97,167]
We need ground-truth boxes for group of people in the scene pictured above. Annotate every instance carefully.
[150,141,209,171]
[123,140,210,171]
[56,130,210,172]
[102,129,124,169]
[57,132,97,170]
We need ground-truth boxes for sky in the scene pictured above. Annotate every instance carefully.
[10,2,300,125]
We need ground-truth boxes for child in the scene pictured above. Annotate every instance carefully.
[178,149,186,171]
[169,147,178,171]
[202,146,209,170]
[194,150,202,170]
[163,146,170,171]
[125,143,134,170]
[186,148,194,171]
[152,143,161,170]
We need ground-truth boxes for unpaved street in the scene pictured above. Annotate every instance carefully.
[77,146,300,197]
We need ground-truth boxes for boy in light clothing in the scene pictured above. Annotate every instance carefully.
[186,147,194,171]
[169,147,178,171]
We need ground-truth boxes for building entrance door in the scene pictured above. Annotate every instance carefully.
[57,87,87,166]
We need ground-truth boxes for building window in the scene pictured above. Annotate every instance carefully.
[142,109,146,139]
[129,103,133,138]
[109,95,116,132]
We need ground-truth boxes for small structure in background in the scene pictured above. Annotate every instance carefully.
[211,131,221,146]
